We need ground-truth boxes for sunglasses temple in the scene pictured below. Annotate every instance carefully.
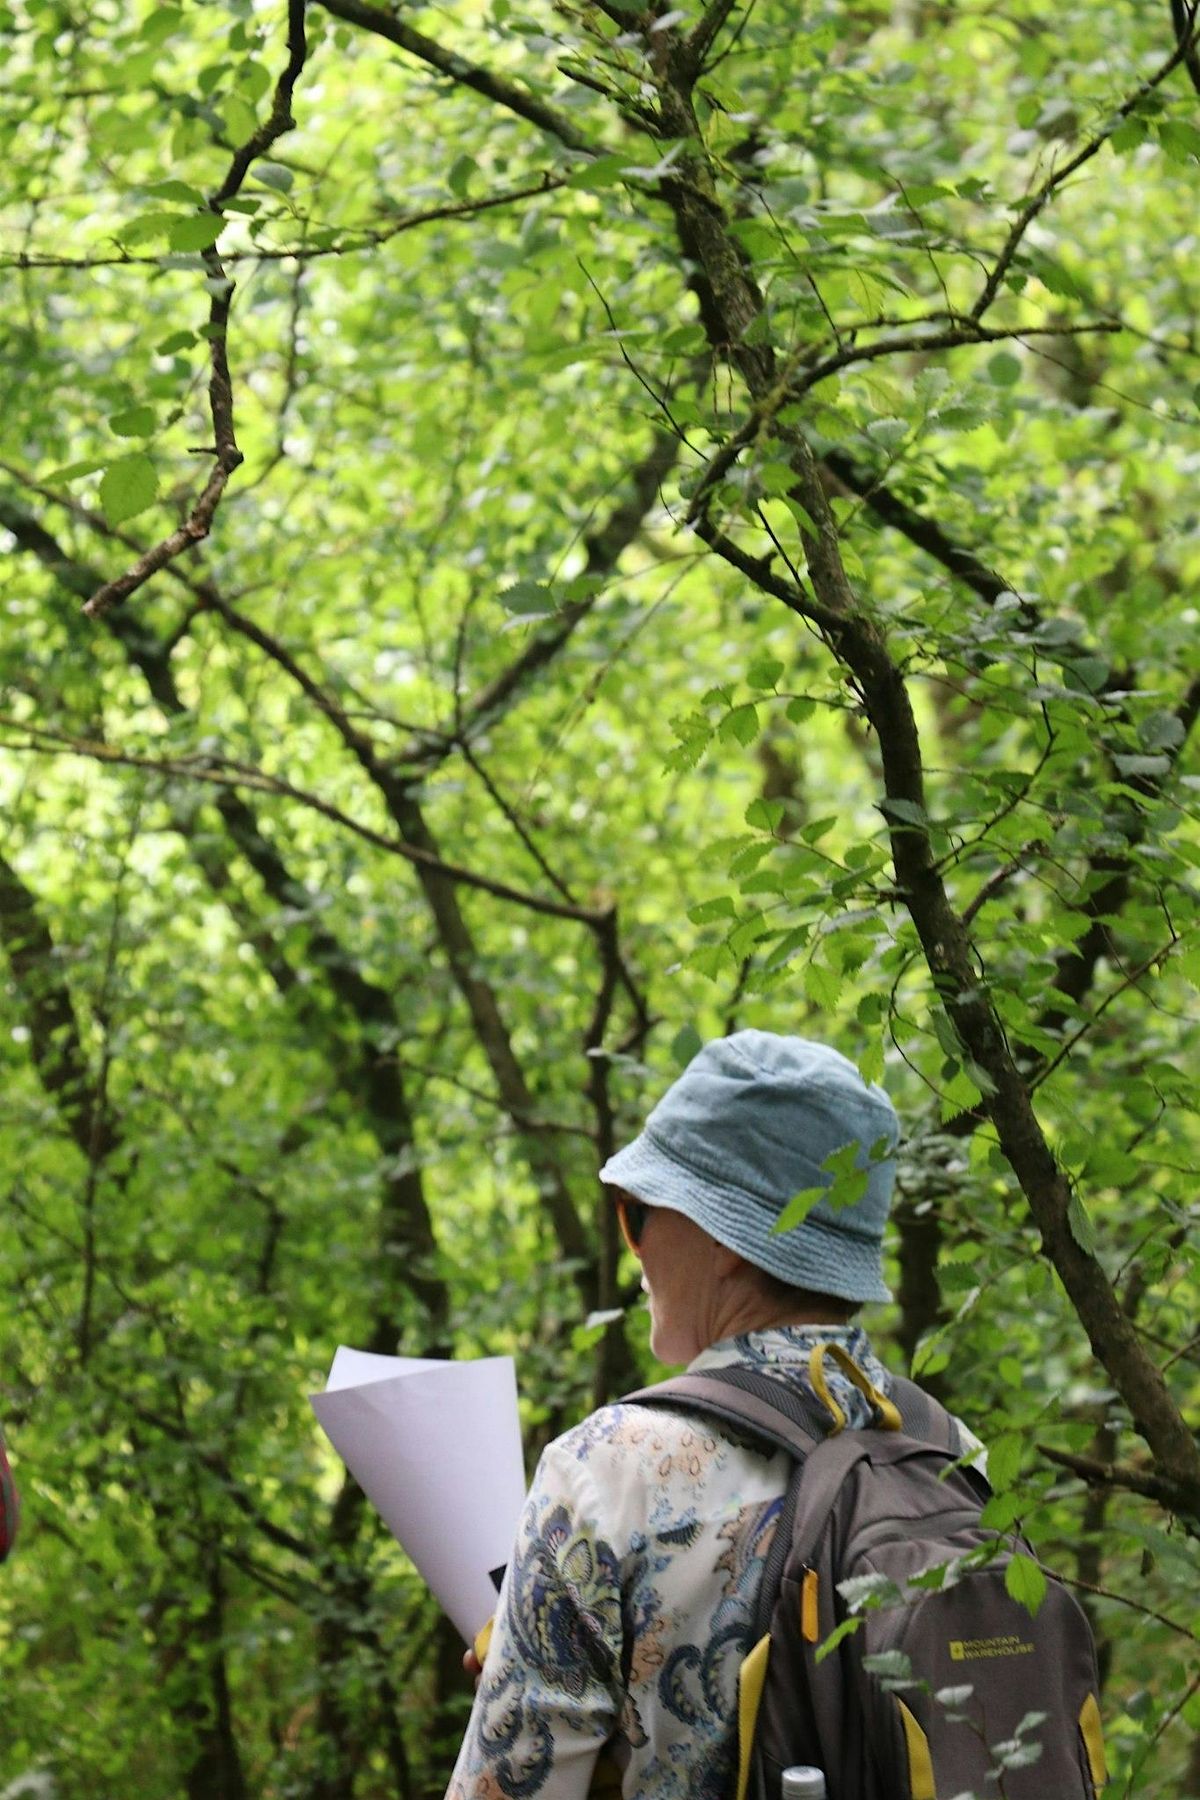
[616,1199,642,1258]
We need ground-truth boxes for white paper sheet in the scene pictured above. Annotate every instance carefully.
[310,1348,525,1642]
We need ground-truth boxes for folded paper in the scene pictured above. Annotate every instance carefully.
[310,1346,526,1642]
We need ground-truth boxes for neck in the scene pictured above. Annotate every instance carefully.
[711,1296,852,1343]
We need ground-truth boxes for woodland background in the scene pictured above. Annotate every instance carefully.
[2,0,1200,1794]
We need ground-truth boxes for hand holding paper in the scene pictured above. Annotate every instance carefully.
[310,1347,526,1643]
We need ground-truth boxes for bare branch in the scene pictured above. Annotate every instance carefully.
[972,14,1200,321]
[402,424,682,770]
[0,176,567,272]
[211,0,309,210]
[0,721,611,928]
[1172,0,1200,95]
[684,0,744,75]
[1038,1443,1200,1521]
[82,0,312,620]
[794,320,1122,401]
[316,0,596,152]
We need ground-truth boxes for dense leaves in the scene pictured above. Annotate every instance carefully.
[1,0,1199,1795]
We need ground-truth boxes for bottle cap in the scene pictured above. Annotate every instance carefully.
[781,1769,827,1799]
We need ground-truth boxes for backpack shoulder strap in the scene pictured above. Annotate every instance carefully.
[621,1365,832,1462]
[888,1374,964,1455]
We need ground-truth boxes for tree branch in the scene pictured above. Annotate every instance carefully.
[82,0,312,620]
[971,14,1200,321]
[641,17,1200,1517]
[2,497,452,1339]
[0,720,609,928]
[684,0,744,76]
[315,0,595,152]
[0,176,568,271]
[1038,1443,1200,1518]
[402,424,682,772]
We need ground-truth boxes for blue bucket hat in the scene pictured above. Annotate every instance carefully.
[599,1030,898,1304]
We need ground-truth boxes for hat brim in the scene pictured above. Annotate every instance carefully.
[600,1134,892,1306]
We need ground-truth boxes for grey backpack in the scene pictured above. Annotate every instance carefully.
[625,1354,1107,1800]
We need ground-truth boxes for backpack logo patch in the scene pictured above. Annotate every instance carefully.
[948,1634,1035,1661]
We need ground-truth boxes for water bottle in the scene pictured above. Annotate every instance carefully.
[781,1769,827,1800]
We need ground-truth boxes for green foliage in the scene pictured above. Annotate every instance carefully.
[2,0,1200,1794]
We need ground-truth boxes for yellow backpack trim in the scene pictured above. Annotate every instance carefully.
[801,1568,820,1644]
[896,1699,936,1800]
[473,1616,494,1665]
[1079,1692,1107,1793]
[735,1633,772,1800]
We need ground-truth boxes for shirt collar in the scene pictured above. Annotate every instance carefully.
[687,1323,890,1429]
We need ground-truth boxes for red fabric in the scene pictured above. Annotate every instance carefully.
[0,1430,17,1560]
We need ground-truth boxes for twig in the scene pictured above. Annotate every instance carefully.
[316,0,595,152]
[1172,0,1200,95]
[1035,1557,1200,1643]
[960,842,1047,926]
[793,320,1122,400]
[684,0,744,75]
[972,14,1200,320]
[1037,1443,1199,1521]
[0,720,611,927]
[82,0,311,619]
[0,176,568,272]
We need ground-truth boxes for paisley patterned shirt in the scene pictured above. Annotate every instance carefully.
[446,1325,953,1800]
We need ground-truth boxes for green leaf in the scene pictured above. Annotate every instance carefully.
[99,455,158,526]
[448,154,476,198]
[862,1649,914,1685]
[155,329,196,355]
[718,703,760,746]
[986,1431,1023,1493]
[498,580,555,615]
[168,214,225,252]
[223,95,259,143]
[987,351,1021,386]
[1067,1192,1096,1252]
[745,656,785,689]
[1112,752,1169,778]
[1139,710,1185,751]
[139,6,184,44]
[1109,119,1147,154]
[687,896,736,924]
[781,495,819,536]
[253,161,295,192]
[1063,656,1110,694]
[804,958,841,1010]
[41,457,108,485]
[744,797,784,833]
[980,1491,1022,1531]
[1004,1554,1047,1617]
[771,1186,827,1235]
[880,796,927,827]
[1158,120,1200,163]
[565,153,632,191]
[727,911,770,958]
[120,211,177,246]
[108,405,157,439]
[142,178,206,205]
[814,1616,861,1664]
[236,60,273,103]
[1026,252,1085,300]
